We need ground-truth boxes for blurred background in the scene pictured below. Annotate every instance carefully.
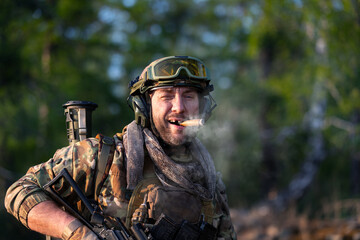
[1,0,360,239]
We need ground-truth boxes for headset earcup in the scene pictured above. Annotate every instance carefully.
[201,96,212,121]
[128,95,150,127]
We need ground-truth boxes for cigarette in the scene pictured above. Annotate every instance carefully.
[179,119,205,127]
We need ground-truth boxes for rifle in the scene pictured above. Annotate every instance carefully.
[43,168,141,240]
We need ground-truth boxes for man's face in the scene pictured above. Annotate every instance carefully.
[150,86,200,146]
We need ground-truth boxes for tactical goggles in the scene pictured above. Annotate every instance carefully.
[145,56,211,81]
[137,56,212,94]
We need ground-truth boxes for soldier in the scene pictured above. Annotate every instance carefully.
[4,56,236,240]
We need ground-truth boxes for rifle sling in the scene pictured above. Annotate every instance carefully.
[94,135,115,202]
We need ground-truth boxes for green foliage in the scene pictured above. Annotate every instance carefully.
[1,0,360,236]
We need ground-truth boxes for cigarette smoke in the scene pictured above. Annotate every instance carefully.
[195,118,236,176]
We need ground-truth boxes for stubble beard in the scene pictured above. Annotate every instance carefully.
[159,129,190,146]
[157,125,197,146]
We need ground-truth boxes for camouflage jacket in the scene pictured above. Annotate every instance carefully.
[4,135,236,240]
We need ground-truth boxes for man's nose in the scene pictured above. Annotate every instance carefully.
[171,94,185,113]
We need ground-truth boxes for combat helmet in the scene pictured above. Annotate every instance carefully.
[128,56,216,127]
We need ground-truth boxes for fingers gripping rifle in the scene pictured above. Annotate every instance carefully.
[43,168,135,240]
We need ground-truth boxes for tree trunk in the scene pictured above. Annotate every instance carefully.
[272,81,326,209]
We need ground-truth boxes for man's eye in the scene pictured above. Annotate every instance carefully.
[184,94,196,99]
[161,95,173,100]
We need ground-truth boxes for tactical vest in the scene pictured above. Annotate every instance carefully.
[94,133,221,231]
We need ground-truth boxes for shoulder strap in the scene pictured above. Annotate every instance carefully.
[94,134,115,201]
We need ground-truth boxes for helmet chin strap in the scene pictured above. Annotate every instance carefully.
[143,91,158,135]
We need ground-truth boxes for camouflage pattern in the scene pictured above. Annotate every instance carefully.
[4,138,100,228]
[4,135,236,239]
[214,174,237,240]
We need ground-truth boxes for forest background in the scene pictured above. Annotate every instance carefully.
[1,0,360,239]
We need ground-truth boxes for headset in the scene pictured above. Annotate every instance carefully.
[127,56,217,128]
[127,84,216,128]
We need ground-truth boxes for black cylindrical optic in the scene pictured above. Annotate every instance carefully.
[63,101,98,144]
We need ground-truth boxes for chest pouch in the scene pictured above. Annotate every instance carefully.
[126,178,216,228]
[147,185,203,224]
